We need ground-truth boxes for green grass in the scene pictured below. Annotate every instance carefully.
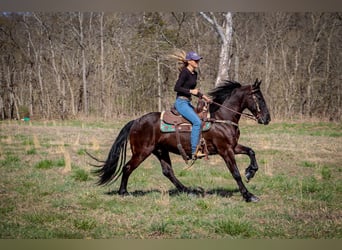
[34,158,66,169]
[213,219,252,237]
[72,168,90,182]
[73,218,97,231]
[300,161,316,168]
[34,159,54,169]
[0,155,20,167]
[0,120,341,239]
[26,148,37,155]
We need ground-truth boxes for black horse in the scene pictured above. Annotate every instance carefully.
[90,79,271,202]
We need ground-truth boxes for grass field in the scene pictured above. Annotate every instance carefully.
[0,119,341,239]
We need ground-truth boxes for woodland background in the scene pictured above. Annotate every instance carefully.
[0,12,341,121]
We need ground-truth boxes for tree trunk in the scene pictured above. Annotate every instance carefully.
[157,56,162,112]
[79,12,88,115]
[61,58,76,117]
[100,12,106,117]
[306,13,325,117]
[200,12,233,86]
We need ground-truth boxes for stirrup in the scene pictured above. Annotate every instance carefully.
[184,152,205,169]
[193,141,207,159]
[194,152,206,159]
[187,158,197,168]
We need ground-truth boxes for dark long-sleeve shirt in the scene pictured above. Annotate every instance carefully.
[174,67,198,98]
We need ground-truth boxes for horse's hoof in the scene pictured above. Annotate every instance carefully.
[190,187,205,197]
[119,190,130,196]
[245,170,255,183]
[247,195,259,203]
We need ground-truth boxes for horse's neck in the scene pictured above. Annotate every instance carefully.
[214,97,244,123]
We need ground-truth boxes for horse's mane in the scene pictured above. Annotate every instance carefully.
[208,80,242,113]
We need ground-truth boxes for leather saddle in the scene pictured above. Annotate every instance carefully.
[160,99,210,133]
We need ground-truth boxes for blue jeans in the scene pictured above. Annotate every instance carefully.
[174,98,201,154]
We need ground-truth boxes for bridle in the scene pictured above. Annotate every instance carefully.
[251,86,262,120]
[207,85,261,122]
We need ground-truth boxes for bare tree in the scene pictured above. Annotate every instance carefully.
[200,12,233,86]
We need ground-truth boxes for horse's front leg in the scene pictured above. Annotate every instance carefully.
[234,144,258,182]
[220,147,259,202]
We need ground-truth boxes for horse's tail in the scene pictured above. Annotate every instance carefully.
[91,120,135,185]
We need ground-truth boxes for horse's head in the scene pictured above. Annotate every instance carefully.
[246,79,271,125]
[208,79,271,125]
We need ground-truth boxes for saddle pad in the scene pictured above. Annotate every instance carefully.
[160,120,211,133]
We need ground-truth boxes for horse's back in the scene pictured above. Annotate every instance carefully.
[134,111,160,125]
[129,111,181,153]
[129,112,161,140]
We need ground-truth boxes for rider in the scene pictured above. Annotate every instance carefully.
[173,51,211,160]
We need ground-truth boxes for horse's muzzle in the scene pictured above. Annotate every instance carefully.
[258,114,271,125]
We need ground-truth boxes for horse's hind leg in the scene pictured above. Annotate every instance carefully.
[153,149,189,192]
[118,154,150,195]
[234,144,259,182]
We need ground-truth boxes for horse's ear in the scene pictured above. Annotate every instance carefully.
[253,78,262,88]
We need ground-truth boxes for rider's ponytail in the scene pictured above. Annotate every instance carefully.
[167,49,188,72]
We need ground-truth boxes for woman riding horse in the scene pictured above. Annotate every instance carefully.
[173,51,211,160]
[90,79,271,202]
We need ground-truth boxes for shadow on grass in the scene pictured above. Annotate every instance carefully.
[106,187,239,198]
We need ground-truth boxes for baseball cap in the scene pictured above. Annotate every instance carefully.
[185,51,203,61]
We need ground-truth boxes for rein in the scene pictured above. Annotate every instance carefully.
[212,119,239,127]
[208,100,257,121]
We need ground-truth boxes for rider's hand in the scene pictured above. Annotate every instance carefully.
[190,88,200,96]
[202,95,212,103]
